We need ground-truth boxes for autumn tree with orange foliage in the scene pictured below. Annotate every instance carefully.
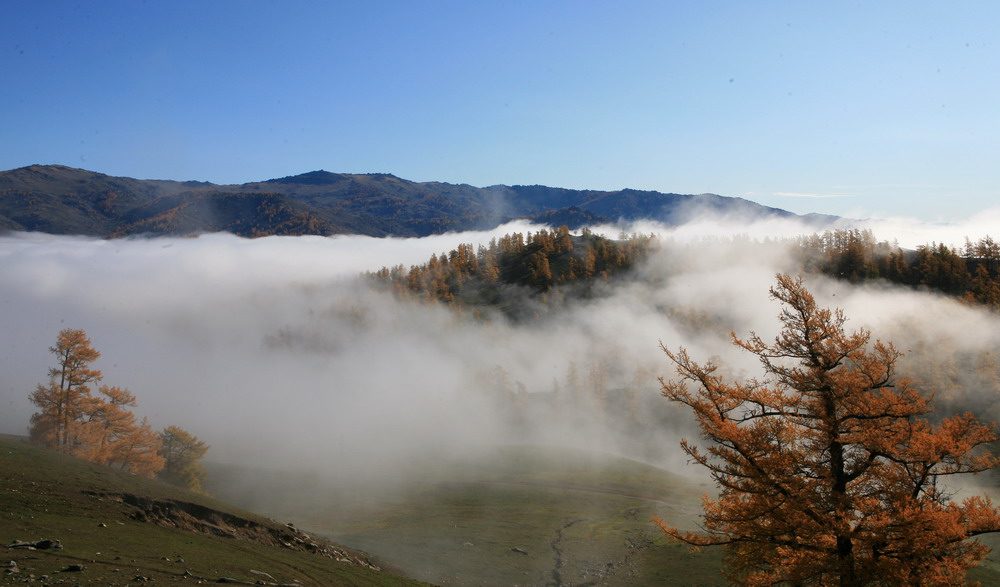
[29,328,164,477]
[657,274,1000,586]
[77,385,164,476]
[30,329,103,450]
[158,425,210,493]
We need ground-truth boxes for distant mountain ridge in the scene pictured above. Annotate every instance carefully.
[0,164,834,238]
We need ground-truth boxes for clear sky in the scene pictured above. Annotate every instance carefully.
[3,1,998,221]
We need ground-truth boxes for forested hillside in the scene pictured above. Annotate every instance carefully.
[795,230,1000,308]
[370,227,1000,320]
[368,226,657,319]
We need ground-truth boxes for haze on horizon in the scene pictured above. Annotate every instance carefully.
[3,1,999,222]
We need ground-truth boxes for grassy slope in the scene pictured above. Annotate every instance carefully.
[14,431,993,586]
[0,434,428,586]
[209,445,1000,586]
[209,445,729,586]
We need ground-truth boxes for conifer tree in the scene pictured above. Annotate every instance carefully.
[29,329,102,450]
[76,386,164,476]
[105,416,164,477]
[657,274,1000,585]
[75,385,139,463]
[29,328,165,477]
[158,425,210,493]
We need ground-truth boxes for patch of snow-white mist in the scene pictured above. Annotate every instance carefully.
[594,215,847,244]
[1,211,999,482]
[848,208,1000,250]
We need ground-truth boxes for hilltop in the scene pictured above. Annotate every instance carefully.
[0,164,834,238]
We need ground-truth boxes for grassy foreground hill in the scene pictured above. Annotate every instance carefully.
[208,445,729,586]
[7,434,1000,585]
[208,445,1000,586]
[0,434,428,586]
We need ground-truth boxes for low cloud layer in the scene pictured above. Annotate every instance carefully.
[2,213,999,481]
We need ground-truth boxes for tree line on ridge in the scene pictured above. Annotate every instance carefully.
[368,226,1000,315]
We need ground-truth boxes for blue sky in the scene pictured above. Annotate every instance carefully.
[3,1,998,221]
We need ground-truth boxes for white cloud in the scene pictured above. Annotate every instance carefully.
[2,211,999,481]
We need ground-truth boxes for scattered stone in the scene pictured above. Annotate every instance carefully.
[249,569,277,581]
[98,522,107,527]
[511,546,529,555]
[61,564,85,572]
[132,575,150,582]
[463,541,474,547]
[7,538,62,550]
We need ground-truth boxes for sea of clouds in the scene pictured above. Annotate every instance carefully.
[2,212,1000,481]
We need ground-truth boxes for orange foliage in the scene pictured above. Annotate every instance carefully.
[29,329,102,450]
[657,274,1000,585]
[29,329,163,477]
[368,227,656,312]
[76,386,164,476]
[158,425,210,493]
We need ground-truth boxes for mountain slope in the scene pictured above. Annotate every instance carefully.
[0,434,427,586]
[0,164,834,238]
[207,445,728,586]
[205,443,1000,586]
[112,191,346,237]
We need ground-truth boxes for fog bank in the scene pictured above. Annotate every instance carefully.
[2,214,999,480]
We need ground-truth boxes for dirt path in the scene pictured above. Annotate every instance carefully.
[547,518,586,587]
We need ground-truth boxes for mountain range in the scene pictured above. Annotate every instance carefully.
[0,164,834,238]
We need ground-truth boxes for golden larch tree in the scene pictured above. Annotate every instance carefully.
[158,425,210,493]
[29,328,164,477]
[657,274,1000,586]
[29,328,103,450]
[107,416,164,477]
[75,385,138,463]
[77,385,164,476]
